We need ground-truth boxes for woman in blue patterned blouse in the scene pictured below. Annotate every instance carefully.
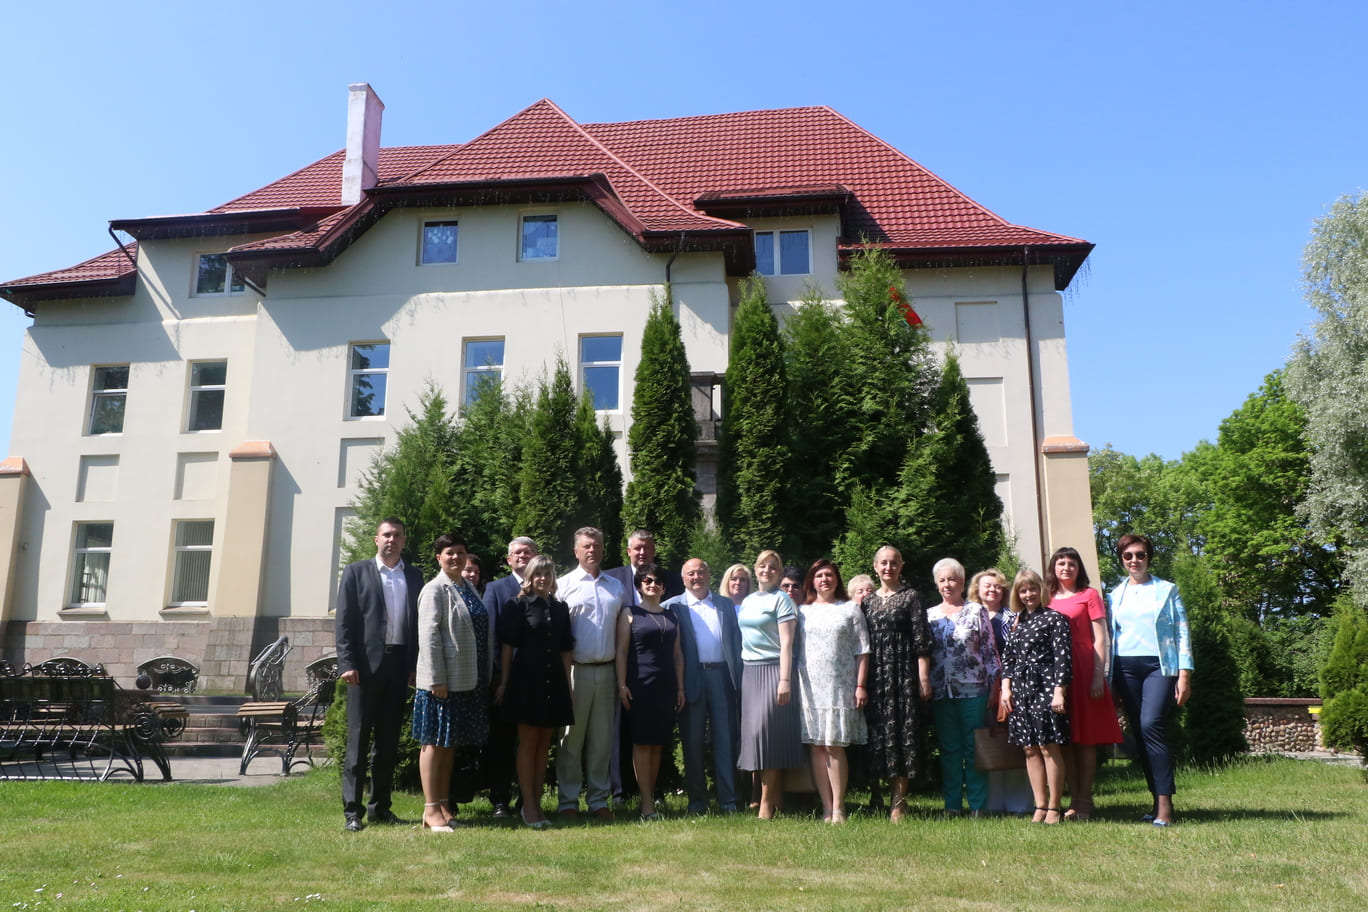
[926,557,1000,816]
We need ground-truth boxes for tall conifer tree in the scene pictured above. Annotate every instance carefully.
[622,290,700,566]
[717,275,793,559]
[514,358,583,567]
[345,383,460,578]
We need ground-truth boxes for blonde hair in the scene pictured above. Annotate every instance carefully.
[519,555,558,598]
[754,550,783,592]
[968,568,1008,604]
[719,563,751,598]
[847,573,876,604]
[1009,568,1044,615]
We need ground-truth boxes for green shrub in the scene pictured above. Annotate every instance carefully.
[1320,685,1368,758]
[1320,597,1368,699]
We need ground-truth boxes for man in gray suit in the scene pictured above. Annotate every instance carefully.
[334,517,423,831]
[666,557,744,814]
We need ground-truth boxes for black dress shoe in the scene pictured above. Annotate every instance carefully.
[344,815,365,832]
[367,809,405,825]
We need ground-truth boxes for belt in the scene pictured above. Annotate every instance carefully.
[574,659,614,666]
[383,644,405,654]
[698,662,725,670]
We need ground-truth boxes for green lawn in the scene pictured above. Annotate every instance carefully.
[1,757,1364,911]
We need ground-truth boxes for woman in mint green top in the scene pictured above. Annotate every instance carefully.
[736,549,802,818]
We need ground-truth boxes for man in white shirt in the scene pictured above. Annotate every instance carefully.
[334,517,423,831]
[556,526,625,819]
[666,558,744,814]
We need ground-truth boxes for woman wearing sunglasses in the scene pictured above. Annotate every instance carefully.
[616,562,685,820]
[1108,534,1193,827]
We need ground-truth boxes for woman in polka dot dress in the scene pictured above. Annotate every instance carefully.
[999,569,1072,824]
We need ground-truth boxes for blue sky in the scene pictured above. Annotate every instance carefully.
[2,0,1364,462]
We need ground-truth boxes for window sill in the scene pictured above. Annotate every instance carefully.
[162,605,211,617]
[60,606,109,618]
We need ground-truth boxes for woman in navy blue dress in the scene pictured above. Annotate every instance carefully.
[616,562,684,820]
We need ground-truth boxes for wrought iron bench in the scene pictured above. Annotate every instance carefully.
[133,655,200,763]
[0,660,181,781]
[238,637,340,775]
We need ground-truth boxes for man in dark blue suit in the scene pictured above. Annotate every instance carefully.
[479,536,538,818]
[334,517,423,831]
[666,557,744,814]
[604,529,684,606]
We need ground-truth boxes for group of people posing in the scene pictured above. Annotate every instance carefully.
[335,519,1192,832]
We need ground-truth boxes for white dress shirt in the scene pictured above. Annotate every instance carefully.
[557,566,625,663]
[376,556,410,646]
[687,593,724,665]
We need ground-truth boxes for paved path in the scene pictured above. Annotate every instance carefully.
[157,755,310,787]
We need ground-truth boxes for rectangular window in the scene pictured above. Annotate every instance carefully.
[754,229,811,276]
[580,335,622,411]
[170,520,214,606]
[520,213,559,261]
[348,342,390,418]
[194,253,245,295]
[68,522,113,607]
[463,338,505,407]
[421,220,459,264]
[88,365,129,435]
[187,360,227,432]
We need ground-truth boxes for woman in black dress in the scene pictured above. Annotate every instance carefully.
[616,562,684,820]
[999,568,1072,824]
[494,555,574,829]
[860,546,932,822]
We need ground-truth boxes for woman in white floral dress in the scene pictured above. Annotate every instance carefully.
[796,559,870,824]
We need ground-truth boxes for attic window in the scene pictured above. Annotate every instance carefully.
[421,220,459,264]
[754,230,810,276]
[520,214,558,261]
[194,254,245,295]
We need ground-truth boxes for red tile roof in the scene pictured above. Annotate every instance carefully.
[3,100,1091,309]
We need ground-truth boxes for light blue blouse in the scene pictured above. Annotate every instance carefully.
[1108,576,1193,677]
[738,590,798,662]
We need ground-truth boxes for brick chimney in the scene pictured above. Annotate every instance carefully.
[341,83,384,205]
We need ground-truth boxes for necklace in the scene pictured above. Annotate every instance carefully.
[641,605,667,638]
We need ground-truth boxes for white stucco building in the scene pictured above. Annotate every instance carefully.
[0,86,1096,687]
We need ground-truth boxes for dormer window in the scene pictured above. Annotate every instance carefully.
[754,229,811,276]
[520,213,559,261]
[195,254,245,295]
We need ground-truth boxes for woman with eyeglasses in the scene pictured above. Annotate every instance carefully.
[616,562,685,820]
[1108,534,1193,827]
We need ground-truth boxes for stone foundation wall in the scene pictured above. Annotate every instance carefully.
[1244,698,1322,752]
[2,616,339,695]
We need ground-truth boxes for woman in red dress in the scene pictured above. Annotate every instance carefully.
[1045,546,1122,820]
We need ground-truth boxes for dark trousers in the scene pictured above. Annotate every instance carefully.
[1114,655,1178,798]
[485,703,517,807]
[341,651,409,817]
[679,666,740,812]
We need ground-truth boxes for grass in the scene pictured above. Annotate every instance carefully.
[1,757,1365,911]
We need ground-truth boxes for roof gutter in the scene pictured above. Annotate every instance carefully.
[107,225,137,269]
